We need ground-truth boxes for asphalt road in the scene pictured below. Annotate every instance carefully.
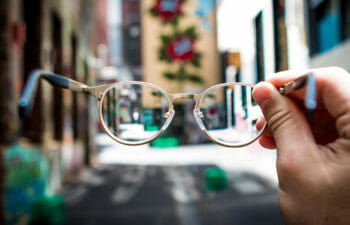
[63,165,284,225]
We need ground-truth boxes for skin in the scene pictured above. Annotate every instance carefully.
[252,67,350,225]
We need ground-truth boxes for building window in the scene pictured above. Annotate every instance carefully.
[273,0,288,71]
[122,1,141,67]
[340,0,350,40]
[22,0,44,143]
[307,0,349,55]
[51,13,64,141]
[254,11,265,83]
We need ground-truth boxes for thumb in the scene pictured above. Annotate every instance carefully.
[252,82,315,155]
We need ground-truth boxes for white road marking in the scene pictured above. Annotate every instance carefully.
[78,168,105,186]
[233,179,265,195]
[164,168,203,225]
[63,186,87,205]
[111,166,146,204]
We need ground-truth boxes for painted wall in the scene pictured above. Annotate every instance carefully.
[0,0,99,223]
[141,0,220,94]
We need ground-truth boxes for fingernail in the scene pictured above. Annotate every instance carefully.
[252,82,272,111]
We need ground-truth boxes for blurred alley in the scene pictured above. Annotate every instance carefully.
[0,0,349,225]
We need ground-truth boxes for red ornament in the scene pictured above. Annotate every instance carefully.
[166,36,194,61]
[208,106,217,116]
[154,0,182,21]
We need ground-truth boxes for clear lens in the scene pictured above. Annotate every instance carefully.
[198,84,264,146]
[101,83,170,143]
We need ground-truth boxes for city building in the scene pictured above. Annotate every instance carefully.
[218,0,349,86]
[0,0,106,223]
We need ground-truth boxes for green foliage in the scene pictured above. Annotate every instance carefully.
[160,34,171,44]
[191,53,201,67]
[163,72,176,80]
[207,93,216,99]
[162,66,204,84]
[184,26,198,39]
[158,48,171,62]
[151,91,163,97]
[149,8,158,17]
[188,74,204,84]
[177,66,186,82]
[170,17,180,28]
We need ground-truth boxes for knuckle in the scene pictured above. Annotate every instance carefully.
[337,108,350,139]
[325,66,349,77]
[277,155,299,176]
[266,108,294,134]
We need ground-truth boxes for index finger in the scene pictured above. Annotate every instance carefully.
[266,69,312,100]
[266,67,350,119]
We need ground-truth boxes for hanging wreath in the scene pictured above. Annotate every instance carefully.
[150,0,185,23]
[159,26,201,67]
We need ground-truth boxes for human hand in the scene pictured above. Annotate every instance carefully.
[252,67,350,225]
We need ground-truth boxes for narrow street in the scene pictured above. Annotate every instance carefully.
[1,0,349,224]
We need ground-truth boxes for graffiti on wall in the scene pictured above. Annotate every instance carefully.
[4,144,49,224]
[150,0,203,87]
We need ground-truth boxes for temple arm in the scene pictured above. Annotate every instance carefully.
[18,70,91,118]
[278,72,316,121]
[278,72,316,110]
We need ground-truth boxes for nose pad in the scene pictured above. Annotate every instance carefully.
[193,108,205,130]
[161,110,175,131]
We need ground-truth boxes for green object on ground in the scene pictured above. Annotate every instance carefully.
[145,125,159,131]
[150,137,179,148]
[205,168,228,191]
[30,195,65,225]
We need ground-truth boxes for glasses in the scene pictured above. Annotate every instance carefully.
[19,70,315,147]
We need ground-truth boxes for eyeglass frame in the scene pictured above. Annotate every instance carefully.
[19,70,315,148]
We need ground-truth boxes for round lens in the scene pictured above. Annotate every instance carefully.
[198,84,264,146]
[101,83,170,143]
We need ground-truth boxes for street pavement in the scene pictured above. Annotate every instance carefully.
[62,134,284,225]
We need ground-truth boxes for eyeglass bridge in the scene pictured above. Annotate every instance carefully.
[163,109,204,119]
[171,93,197,101]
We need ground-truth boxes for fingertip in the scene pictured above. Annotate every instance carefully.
[256,117,273,137]
[252,82,275,108]
[256,117,265,131]
[259,135,276,149]
[267,70,311,87]
[263,127,273,137]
